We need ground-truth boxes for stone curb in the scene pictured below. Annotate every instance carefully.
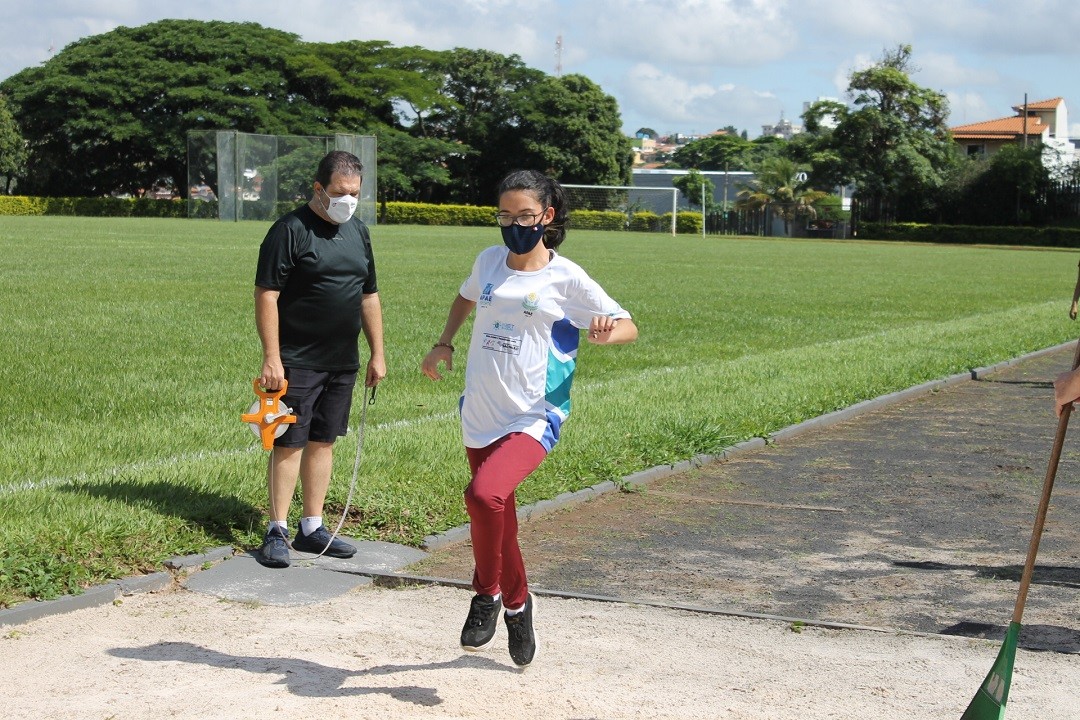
[420,340,1073,551]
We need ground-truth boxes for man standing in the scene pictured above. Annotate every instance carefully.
[253,150,386,568]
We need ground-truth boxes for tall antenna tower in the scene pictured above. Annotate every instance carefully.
[555,35,562,77]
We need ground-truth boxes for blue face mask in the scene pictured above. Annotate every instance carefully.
[501,222,545,255]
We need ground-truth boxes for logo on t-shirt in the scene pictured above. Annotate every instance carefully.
[521,292,540,316]
[479,283,495,307]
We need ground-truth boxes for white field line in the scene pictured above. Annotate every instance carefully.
[0,411,459,495]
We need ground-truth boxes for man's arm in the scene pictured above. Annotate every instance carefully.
[255,286,284,390]
[360,292,386,387]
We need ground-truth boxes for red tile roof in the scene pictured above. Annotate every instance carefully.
[1011,97,1062,112]
[951,114,1048,139]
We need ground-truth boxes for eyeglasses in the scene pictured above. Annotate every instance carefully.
[494,208,549,227]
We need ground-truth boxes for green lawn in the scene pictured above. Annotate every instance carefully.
[0,215,1076,606]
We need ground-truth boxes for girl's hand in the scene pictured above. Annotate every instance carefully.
[422,346,454,380]
[587,316,619,344]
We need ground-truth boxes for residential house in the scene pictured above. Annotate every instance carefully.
[950,97,1074,175]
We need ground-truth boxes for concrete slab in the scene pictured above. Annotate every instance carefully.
[184,554,371,606]
[182,538,429,606]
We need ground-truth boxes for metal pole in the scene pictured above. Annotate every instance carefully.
[670,188,676,237]
[701,182,706,239]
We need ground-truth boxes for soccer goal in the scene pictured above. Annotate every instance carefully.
[562,184,678,236]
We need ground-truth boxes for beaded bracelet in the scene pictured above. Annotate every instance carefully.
[433,342,455,352]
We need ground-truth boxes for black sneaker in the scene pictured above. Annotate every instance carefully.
[292,525,356,558]
[460,593,502,651]
[504,593,538,667]
[258,527,291,568]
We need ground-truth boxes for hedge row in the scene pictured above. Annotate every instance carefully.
[860,221,1080,248]
[0,195,705,234]
[0,195,187,218]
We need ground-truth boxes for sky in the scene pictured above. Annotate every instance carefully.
[3,0,1080,140]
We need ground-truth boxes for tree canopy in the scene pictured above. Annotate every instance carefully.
[0,93,26,193]
[0,21,629,202]
[806,44,954,223]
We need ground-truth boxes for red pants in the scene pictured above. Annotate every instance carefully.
[464,432,547,611]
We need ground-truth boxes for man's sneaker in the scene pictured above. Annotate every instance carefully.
[460,593,502,651]
[258,527,291,568]
[292,525,356,558]
[504,593,538,667]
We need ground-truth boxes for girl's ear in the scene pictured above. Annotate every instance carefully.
[543,205,556,224]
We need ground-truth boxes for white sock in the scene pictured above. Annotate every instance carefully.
[505,599,525,615]
[268,520,287,535]
[300,516,323,536]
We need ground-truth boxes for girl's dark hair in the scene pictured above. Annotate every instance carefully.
[497,169,570,250]
[315,150,363,187]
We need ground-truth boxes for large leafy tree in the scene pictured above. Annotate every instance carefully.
[0,20,337,196]
[418,48,545,204]
[821,44,953,223]
[513,73,631,187]
[1,22,632,202]
[0,93,26,194]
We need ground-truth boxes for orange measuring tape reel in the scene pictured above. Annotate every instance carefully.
[240,379,297,450]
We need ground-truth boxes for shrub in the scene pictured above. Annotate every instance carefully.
[860,222,1080,248]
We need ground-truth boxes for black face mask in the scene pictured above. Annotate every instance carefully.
[501,222,546,255]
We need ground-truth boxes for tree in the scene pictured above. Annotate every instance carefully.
[0,21,633,203]
[513,74,631,187]
[418,48,546,204]
[0,93,26,194]
[947,145,1048,225]
[824,44,953,223]
[670,134,755,170]
[0,21,333,196]
[735,156,829,235]
[672,168,716,210]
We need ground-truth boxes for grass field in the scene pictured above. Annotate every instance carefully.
[1,215,1077,607]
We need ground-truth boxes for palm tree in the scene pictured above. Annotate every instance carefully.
[735,157,830,236]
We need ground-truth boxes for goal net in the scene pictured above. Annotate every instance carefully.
[562,184,678,235]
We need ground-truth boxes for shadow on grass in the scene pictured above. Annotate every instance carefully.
[63,480,261,545]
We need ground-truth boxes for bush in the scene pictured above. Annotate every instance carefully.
[675,212,702,235]
[0,195,185,218]
[381,202,493,226]
[860,222,1080,248]
[566,209,625,231]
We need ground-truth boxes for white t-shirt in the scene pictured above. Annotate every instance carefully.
[458,245,631,450]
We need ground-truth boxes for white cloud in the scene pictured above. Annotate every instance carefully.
[917,52,1000,89]
[578,0,797,67]
[620,62,779,134]
[945,92,997,127]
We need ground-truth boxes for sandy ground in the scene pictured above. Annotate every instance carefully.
[2,582,1078,720]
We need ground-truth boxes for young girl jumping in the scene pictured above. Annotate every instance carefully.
[421,169,638,667]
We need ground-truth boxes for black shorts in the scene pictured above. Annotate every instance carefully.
[275,368,358,447]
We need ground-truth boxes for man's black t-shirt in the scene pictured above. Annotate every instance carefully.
[255,204,377,371]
